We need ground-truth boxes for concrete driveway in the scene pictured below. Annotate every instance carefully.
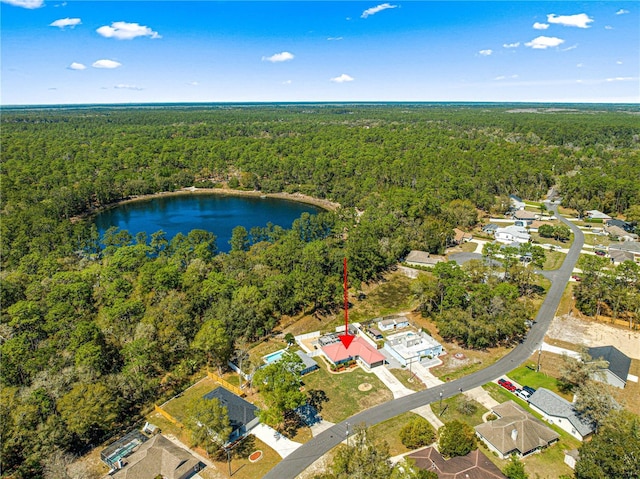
[371,366,414,398]
[251,424,302,458]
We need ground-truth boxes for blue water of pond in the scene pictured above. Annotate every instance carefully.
[94,194,322,252]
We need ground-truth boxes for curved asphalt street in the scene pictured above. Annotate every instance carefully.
[264,203,584,479]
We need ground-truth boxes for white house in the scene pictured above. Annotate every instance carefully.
[527,388,594,441]
[383,330,443,366]
[510,195,526,211]
[495,225,531,244]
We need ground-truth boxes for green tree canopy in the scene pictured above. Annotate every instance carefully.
[437,420,477,458]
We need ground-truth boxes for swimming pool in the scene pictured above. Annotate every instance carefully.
[263,349,287,364]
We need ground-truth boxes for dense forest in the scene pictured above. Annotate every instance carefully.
[1,104,639,478]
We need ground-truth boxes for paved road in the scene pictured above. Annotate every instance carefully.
[264,203,583,479]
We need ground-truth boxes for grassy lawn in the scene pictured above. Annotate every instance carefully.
[389,368,427,392]
[460,241,478,253]
[209,437,281,479]
[542,250,566,271]
[506,365,565,396]
[369,412,431,456]
[431,346,509,382]
[302,364,393,423]
[531,232,573,249]
[429,393,487,428]
[348,273,417,324]
[161,376,221,424]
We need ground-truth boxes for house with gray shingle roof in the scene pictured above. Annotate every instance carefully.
[407,447,507,478]
[587,345,632,389]
[109,434,203,479]
[527,388,595,441]
[203,387,259,443]
[475,401,559,459]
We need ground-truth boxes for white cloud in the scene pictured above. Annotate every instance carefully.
[330,73,354,83]
[606,77,635,82]
[282,80,292,85]
[327,37,343,41]
[547,13,594,28]
[96,21,161,40]
[92,59,122,69]
[576,63,583,68]
[187,81,199,86]
[479,49,493,56]
[1,0,43,9]
[114,84,143,90]
[525,36,565,49]
[617,61,623,65]
[616,9,629,15]
[533,22,549,30]
[503,42,520,48]
[361,3,397,18]
[262,51,294,62]
[494,74,519,80]
[50,17,81,28]
[604,25,613,30]
[68,62,86,70]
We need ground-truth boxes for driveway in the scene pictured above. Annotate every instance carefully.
[251,424,302,458]
[371,366,413,398]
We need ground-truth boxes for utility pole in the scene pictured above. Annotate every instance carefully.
[439,391,443,414]
[537,346,542,372]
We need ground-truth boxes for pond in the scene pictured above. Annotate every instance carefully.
[94,193,323,252]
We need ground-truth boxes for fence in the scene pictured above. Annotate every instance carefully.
[207,371,245,397]
[153,404,183,428]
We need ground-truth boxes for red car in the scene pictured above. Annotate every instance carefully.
[572,275,582,282]
[595,250,606,256]
[498,378,517,392]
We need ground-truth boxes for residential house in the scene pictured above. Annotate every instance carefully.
[295,350,319,376]
[203,387,259,443]
[475,401,559,459]
[406,447,506,479]
[608,242,640,263]
[527,388,595,441]
[108,434,204,479]
[495,225,531,244]
[513,209,537,222]
[606,225,639,242]
[452,228,473,245]
[605,218,635,233]
[585,210,612,221]
[587,345,631,389]
[321,337,386,369]
[383,329,443,366]
[482,223,499,235]
[405,250,446,268]
[510,195,526,211]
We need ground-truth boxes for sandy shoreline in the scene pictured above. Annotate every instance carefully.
[72,187,341,222]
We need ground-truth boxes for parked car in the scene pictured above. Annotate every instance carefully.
[595,250,606,256]
[498,378,517,392]
[572,275,582,282]
[516,389,531,400]
[522,386,536,395]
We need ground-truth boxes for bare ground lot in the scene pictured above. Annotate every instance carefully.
[546,312,640,360]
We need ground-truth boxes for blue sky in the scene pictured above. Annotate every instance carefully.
[1,1,638,104]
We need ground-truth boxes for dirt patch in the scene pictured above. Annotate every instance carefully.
[546,313,640,359]
[358,383,372,392]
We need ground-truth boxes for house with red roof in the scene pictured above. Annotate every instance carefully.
[321,337,386,369]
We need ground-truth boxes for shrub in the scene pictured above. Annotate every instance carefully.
[399,417,436,449]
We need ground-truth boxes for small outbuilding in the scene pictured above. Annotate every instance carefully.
[295,350,319,376]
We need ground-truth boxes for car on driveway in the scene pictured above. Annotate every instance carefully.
[522,386,536,395]
[572,275,582,281]
[595,250,606,256]
[516,389,531,400]
[498,378,517,392]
